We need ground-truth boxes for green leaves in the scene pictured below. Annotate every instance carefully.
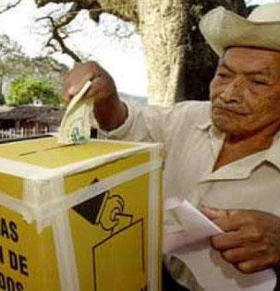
[6,76,60,106]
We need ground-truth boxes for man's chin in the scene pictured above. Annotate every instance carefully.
[212,115,229,131]
[213,122,231,134]
[212,117,245,135]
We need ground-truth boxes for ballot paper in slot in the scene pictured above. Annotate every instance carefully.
[58,80,93,145]
[164,198,276,291]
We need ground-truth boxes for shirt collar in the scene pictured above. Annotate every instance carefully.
[196,119,225,163]
[196,118,280,182]
[265,131,280,170]
[196,120,212,131]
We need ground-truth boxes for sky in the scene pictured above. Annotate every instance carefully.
[0,0,148,96]
[0,0,278,97]
[249,0,279,4]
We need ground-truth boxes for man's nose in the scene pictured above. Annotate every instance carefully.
[220,78,244,103]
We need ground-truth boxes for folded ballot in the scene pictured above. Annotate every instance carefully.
[164,198,222,252]
[58,80,93,145]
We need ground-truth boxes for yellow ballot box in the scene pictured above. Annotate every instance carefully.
[0,137,162,291]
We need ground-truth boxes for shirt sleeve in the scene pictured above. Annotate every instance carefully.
[95,99,209,157]
[96,100,174,145]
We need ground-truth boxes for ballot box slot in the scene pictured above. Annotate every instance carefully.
[18,143,76,157]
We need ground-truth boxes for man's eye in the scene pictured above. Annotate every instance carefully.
[217,73,230,78]
[252,80,268,86]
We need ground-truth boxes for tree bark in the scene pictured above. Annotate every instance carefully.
[0,78,5,105]
[138,0,248,105]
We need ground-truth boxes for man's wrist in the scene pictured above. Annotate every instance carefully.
[94,97,128,131]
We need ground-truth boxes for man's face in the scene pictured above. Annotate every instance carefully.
[210,47,280,136]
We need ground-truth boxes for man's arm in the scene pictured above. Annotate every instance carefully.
[62,61,127,131]
[203,207,280,274]
[62,61,177,145]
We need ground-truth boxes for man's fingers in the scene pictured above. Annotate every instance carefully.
[83,74,115,102]
[237,255,279,274]
[202,206,227,220]
[62,76,88,103]
[202,206,239,220]
[62,75,105,104]
[62,61,106,103]
[204,208,280,273]
[221,244,268,264]
[213,214,244,232]
[62,85,79,103]
[211,231,242,250]
[211,227,263,250]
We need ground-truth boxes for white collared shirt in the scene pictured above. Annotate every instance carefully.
[98,100,280,290]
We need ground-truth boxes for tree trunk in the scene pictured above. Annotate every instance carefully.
[138,0,247,105]
[0,78,4,105]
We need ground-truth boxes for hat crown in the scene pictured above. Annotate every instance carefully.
[248,3,280,22]
[199,3,280,57]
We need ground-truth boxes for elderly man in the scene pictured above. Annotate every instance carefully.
[63,4,280,291]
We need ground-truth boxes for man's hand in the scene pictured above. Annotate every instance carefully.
[62,61,127,131]
[203,207,280,274]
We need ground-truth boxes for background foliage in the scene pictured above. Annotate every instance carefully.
[6,76,60,106]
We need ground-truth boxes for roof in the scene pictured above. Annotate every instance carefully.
[0,105,64,125]
[0,105,14,113]
[119,92,147,104]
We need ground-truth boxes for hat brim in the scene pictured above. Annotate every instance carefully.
[199,6,280,56]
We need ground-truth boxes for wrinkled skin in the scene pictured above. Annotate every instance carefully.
[203,207,280,274]
[206,47,280,274]
[210,47,280,136]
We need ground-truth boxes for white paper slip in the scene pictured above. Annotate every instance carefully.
[164,198,276,291]
[163,198,222,252]
[58,80,93,145]
[172,242,276,291]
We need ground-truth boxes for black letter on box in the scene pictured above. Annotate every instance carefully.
[19,255,28,276]
[16,282,24,291]
[0,272,6,289]
[9,222,19,243]
[7,276,16,291]
[8,250,18,271]
[0,245,4,264]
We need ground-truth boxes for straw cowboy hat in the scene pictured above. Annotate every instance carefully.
[199,3,280,56]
